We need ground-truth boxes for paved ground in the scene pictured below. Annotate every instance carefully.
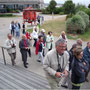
[0,14,90,89]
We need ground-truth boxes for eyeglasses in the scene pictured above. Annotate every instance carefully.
[59,46,66,49]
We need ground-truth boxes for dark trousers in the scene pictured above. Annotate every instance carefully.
[38,20,40,24]
[48,44,52,51]
[9,52,16,66]
[72,85,80,90]
[28,49,31,57]
[85,62,90,80]
[23,29,25,34]
[21,51,27,67]
[11,29,15,36]
[33,39,37,47]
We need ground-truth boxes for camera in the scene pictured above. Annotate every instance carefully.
[12,44,16,48]
[57,64,64,72]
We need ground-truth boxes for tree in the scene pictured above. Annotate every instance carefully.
[47,0,57,14]
[63,0,75,14]
[88,4,90,8]
[75,4,86,13]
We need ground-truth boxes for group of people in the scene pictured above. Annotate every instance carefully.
[6,21,55,68]
[43,32,90,90]
[9,21,21,38]
[5,22,90,90]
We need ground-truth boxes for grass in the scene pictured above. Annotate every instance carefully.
[78,28,90,41]
[27,28,33,33]
[67,28,90,41]
[40,17,66,37]
[26,16,90,41]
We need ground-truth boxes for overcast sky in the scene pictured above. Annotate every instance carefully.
[44,0,90,6]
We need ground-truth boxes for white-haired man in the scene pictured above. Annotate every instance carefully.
[19,34,30,68]
[43,39,69,90]
[5,33,16,66]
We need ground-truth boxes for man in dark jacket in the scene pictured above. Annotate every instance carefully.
[19,34,30,68]
[83,42,90,81]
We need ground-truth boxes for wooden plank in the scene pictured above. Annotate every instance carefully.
[0,63,50,89]
[0,74,21,89]
[0,61,49,85]
[0,60,50,89]
[0,71,34,89]
[0,68,45,89]
[0,79,15,89]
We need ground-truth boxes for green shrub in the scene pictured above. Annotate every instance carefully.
[66,14,74,20]
[15,10,20,13]
[54,7,64,14]
[0,14,13,17]
[7,8,13,13]
[76,11,89,27]
[66,15,86,34]
[59,12,64,15]
[84,9,90,20]
[41,9,50,14]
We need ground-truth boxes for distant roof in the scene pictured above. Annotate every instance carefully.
[0,0,44,4]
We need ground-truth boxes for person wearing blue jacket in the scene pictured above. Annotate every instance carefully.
[71,47,89,90]
[15,21,20,38]
[83,42,90,82]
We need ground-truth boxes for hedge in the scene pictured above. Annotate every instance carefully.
[66,15,86,34]
[0,14,13,17]
[76,11,89,27]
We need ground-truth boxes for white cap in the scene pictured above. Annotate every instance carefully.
[41,29,45,32]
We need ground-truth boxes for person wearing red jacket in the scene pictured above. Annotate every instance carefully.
[35,35,44,63]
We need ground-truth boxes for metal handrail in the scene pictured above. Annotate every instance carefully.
[0,46,6,65]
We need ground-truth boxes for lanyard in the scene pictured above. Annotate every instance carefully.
[56,51,64,70]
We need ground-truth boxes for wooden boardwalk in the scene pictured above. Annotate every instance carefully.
[0,60,50,90]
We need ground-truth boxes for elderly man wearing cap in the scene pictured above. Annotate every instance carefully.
[39,29,46,56]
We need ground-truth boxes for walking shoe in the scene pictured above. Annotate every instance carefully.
[26,63,29,65]
[37,60,41,62]
[24,65,28,68]
[29,55,31,57]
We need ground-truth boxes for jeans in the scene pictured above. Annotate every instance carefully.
[16,31,20,37]
[38,52,44,63]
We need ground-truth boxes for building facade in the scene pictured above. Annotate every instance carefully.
[0,0,44,12]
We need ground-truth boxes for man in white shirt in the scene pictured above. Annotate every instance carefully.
[32,27,39,47]
[5,33,16,66]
